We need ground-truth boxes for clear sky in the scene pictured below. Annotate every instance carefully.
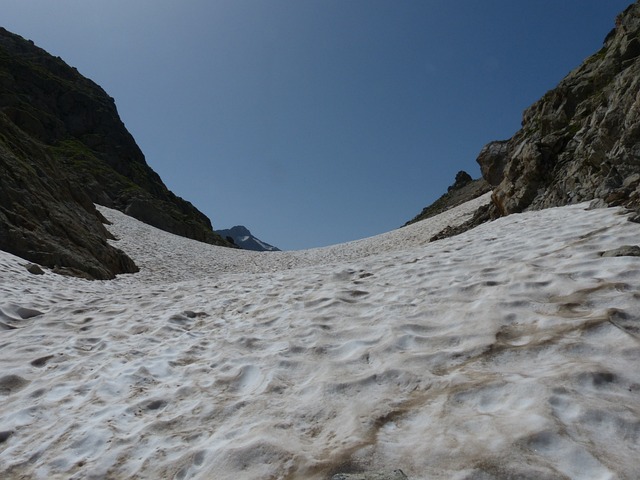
[2,1,632,250]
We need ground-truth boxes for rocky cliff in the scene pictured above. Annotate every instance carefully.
[0,27,231,279]
[477,2,640,217]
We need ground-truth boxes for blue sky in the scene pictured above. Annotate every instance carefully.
[2,1,632,250]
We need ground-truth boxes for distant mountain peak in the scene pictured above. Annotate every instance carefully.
[216,226,280,252]
[225,225,252,237]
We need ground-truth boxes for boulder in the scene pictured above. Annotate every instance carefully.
[24,264,44,275]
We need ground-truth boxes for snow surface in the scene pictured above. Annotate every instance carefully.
[1,193,640,479]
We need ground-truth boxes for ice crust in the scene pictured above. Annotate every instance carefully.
[1,193,640,479]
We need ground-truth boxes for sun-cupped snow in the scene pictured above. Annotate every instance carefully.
[1,193,640,479]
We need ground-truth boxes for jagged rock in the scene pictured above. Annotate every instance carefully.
[0,27,233,278]
[477,2,640,216]
[447,170,473,192]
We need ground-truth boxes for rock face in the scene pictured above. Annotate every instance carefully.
[0,109,138,279]
[0,27,231,278]
[477,2,640,216]
[216,225,280,252]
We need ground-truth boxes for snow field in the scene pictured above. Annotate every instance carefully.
[1,194,640,479]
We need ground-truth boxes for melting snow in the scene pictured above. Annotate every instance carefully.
[1,193,640,479]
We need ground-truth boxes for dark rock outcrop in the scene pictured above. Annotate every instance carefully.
[25,264,44,275]
[0,27,232,278]
[447,170,473,192]
[0,110,138,279]
[216,225,280,252]
[477,2,640,217]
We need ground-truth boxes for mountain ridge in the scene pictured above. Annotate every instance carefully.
[404,171,490,226]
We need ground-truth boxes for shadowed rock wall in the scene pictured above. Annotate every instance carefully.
[0,27,232,278]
